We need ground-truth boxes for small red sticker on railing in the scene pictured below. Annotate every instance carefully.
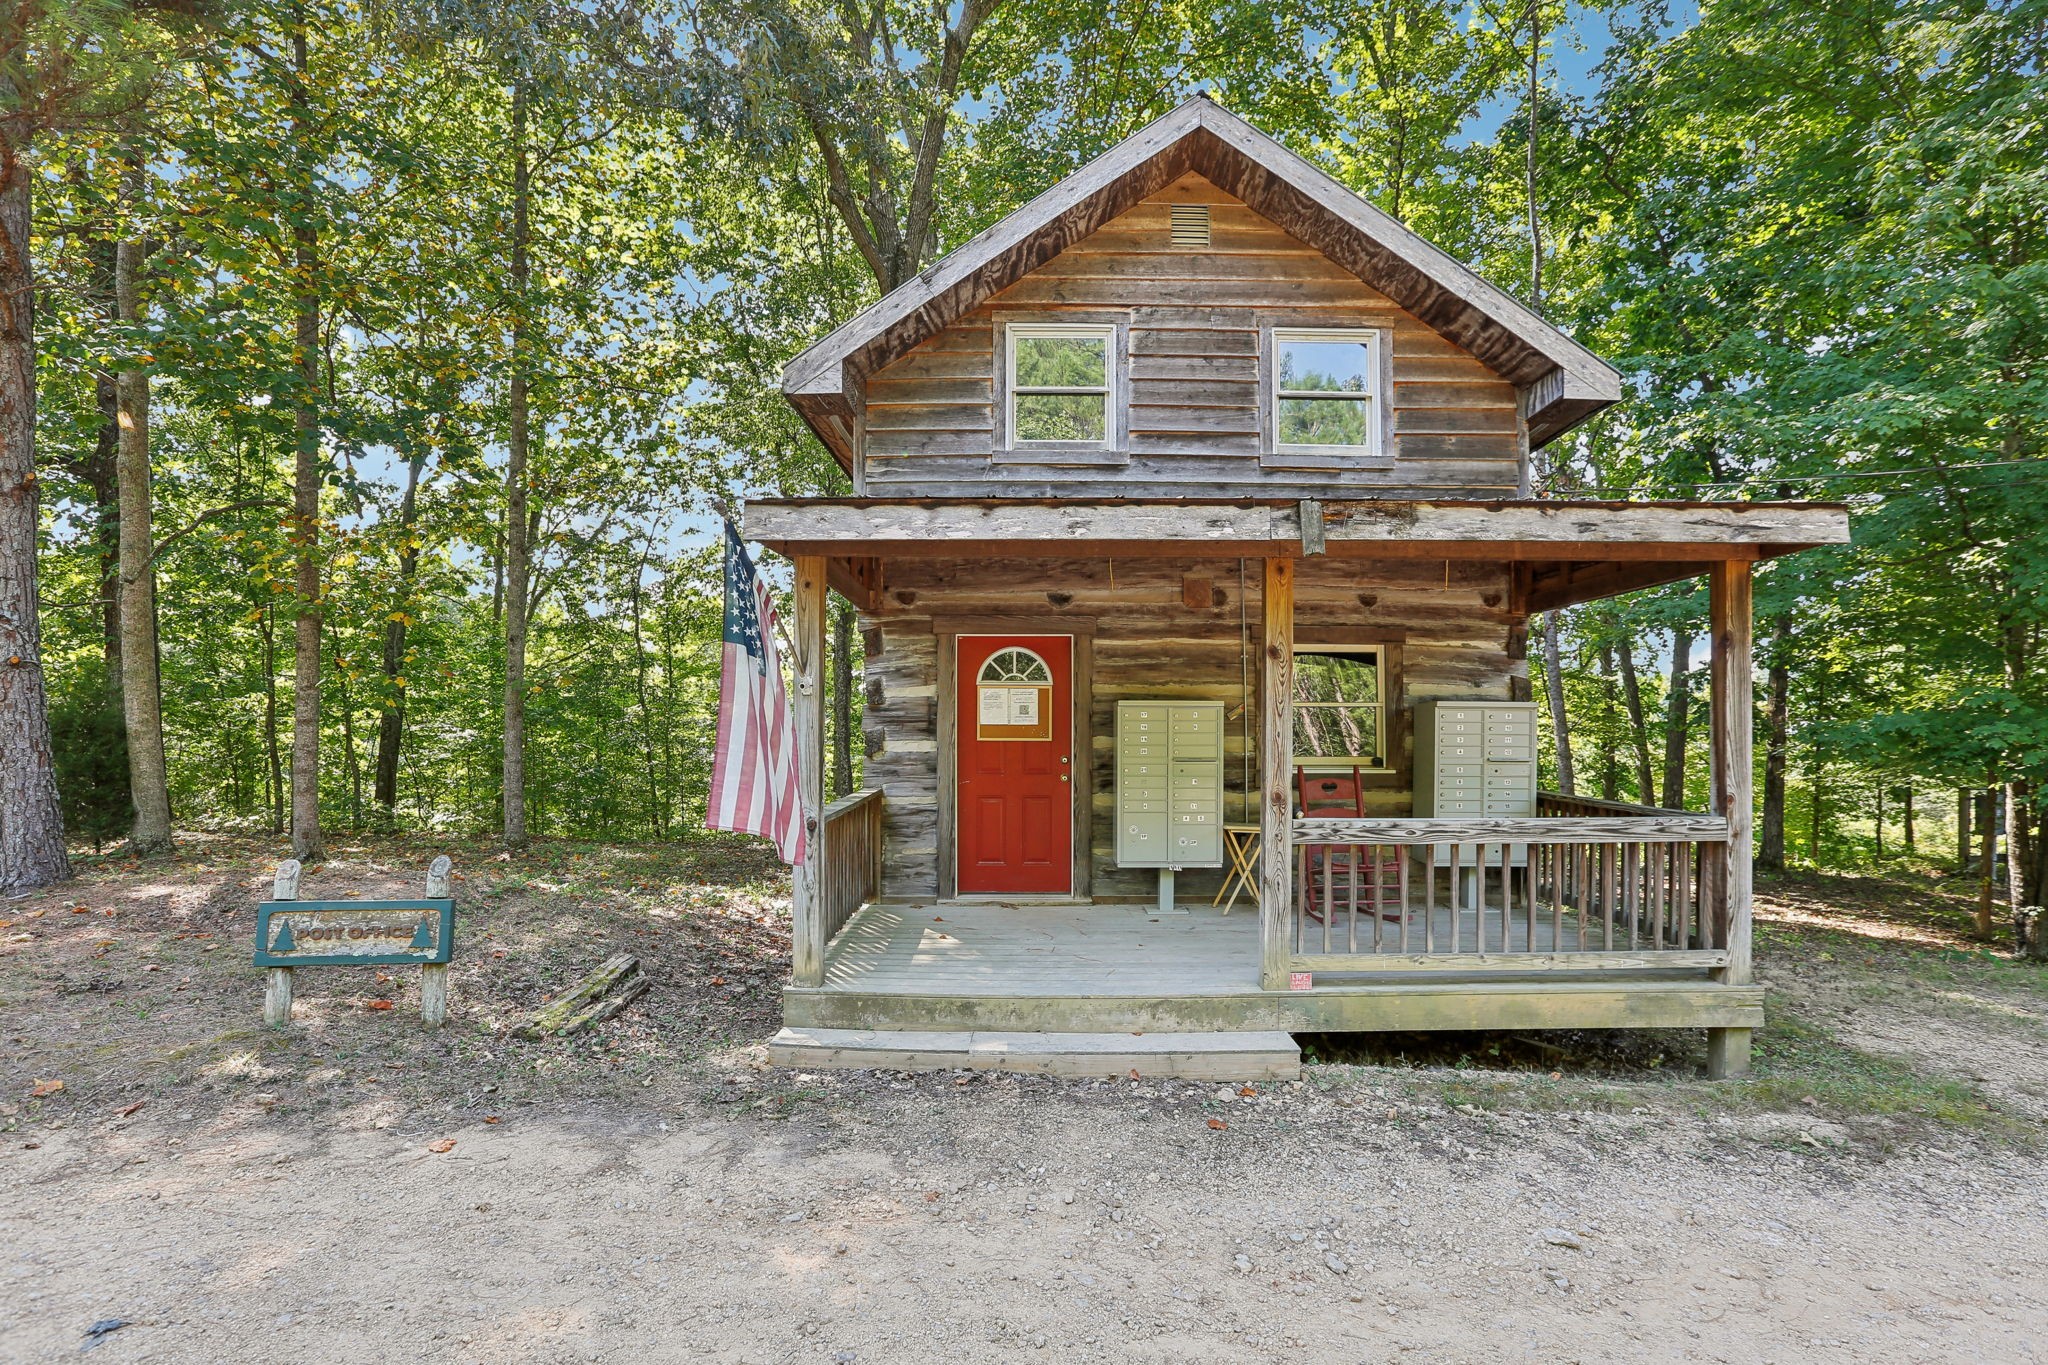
[1289,972,1313,991]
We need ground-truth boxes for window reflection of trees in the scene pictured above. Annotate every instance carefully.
[1292,650,1382,765]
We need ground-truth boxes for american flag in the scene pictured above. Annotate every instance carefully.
[706,522,807,865]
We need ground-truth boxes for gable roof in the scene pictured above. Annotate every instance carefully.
[782,96,1623,471]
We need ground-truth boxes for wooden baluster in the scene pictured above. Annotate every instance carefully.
[1322,842,1334,955]
[1491,842,1502,953]
[1526,843,1538,953]
[1297,841,1311,955]
[1680,840,1695,948]
[1504,842,1518,953]
[1424,843,1437,954]
[1623,843,1640,950]
[1346,844,1360,953]
[1544,844,1558,952]
[1601,844,1616,951]
[1482,839,1499,957]
[1693,840,1706,948]
[1472,842,1483,953]
[1396,848,1409,954]
[1449,843,1463,953]
[1577,844,1592,950]
[1499,841,1509,953]
[1367,845,1380,953]
[1646,842,1661,950]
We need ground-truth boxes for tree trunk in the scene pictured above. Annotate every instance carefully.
[1807,749,1824,863]
[286,23,323,862]
[260,604,283,834]
[1874,786,1884,861]
[831,600,854,798]
[114,234,172,854]
[1540,608,1573,795]
[1595,640,1619,800]
[63,233,121,678]
[1903,788,1914,853]
[0,118,73,890]
[93,374,122,677]
[371,448,426,824]
[629,549,663,836]
[1977,788,1998,939]
[328,622,362,828]
[1958,788,1971,875]
[2006,780,2032,914]
[1616,632,1656,803]
[2026,804,2048,920]
[1660,625,1691,810]
[1758,612,1790,871]
[501,82,532,848]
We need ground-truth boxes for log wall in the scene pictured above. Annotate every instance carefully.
[859,173,1526,499]
[861,555,1527,903]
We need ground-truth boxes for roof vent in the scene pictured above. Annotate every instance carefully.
[1169,203,1211,249]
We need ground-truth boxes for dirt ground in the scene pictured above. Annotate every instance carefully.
[3,836,2045,1363]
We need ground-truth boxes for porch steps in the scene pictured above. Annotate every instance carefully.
[767,1026,1301,1081]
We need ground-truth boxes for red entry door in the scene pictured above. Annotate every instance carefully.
[956,635,1073,896]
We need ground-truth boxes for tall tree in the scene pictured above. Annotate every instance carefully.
[112,206,170,851]
[1,0,175,889]
[281,9,325,859]
[501,78,532,846]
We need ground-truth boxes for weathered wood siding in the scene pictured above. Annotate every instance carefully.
[859,173,1525,499]
[861,556,1526,903]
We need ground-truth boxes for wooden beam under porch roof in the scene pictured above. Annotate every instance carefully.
[744,498,1849,565]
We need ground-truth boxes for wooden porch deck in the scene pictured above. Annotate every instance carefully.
[784,901,1763,1036]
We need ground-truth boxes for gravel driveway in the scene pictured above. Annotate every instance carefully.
[4,1073,2042,1363]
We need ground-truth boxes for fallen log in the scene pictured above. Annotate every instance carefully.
[513,954,648,1039]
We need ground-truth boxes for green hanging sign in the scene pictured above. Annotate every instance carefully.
[253,899,455,968]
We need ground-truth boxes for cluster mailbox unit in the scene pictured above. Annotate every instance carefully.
[1412,700,1539,904]
[1115,700,1226,911]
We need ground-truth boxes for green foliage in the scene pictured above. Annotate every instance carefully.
[22,0,2047,884]
[50,666,128,854]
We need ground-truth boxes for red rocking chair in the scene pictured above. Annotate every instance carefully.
[1295,768,1401,925]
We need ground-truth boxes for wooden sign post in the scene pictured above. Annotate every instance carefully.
[256,855,456,1028]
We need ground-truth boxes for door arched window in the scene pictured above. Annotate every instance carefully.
[979,647,1053,685]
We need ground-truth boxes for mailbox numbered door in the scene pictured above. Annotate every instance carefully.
[956,634,1073,896]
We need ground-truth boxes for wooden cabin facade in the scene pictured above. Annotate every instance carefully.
[749,98,1849,1080]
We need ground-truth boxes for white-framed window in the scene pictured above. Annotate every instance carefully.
[1291,645,1387,770]
[1268,327,1385,461]
[1006,323,1114,448]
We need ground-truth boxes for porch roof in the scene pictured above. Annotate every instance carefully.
[745,497,1848,612]
[746,496,1841,593]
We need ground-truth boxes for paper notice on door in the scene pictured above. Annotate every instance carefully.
[978,686,1008,726]
[1007,688,1040,725]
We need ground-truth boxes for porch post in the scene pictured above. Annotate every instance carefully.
[1260,557,1295,990]
[1706,558,1754,1077]
[791,555,829,987]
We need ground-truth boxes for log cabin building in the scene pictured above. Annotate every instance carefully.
[747,97,1848,1080]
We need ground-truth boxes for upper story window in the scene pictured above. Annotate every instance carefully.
[1007,323,1114,447]
[1269,328,1386,462]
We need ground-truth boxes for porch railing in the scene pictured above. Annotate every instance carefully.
[1287,796,1730,970]
[820,788,885,945]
